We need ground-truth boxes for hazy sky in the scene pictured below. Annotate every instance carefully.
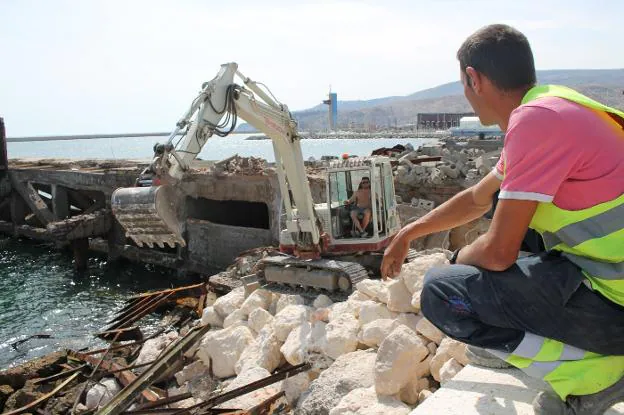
[1,0,623,136]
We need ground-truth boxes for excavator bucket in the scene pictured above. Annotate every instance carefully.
[111,185,185,248]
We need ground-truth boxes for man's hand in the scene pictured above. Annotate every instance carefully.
[381,233,410,280]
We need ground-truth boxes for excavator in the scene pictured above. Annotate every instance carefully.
[111,63,404,296]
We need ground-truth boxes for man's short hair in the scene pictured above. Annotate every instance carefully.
[457,24,536,91]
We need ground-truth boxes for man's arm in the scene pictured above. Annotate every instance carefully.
[345,192,356,204]
[456,198,536,270]
[381,172,501,278]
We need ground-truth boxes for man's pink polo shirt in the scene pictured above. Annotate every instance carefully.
[494,96,624,210]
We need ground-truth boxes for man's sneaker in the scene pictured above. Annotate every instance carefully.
[533,375,624,415]
[465,345,513,369]
[360,232,369,238]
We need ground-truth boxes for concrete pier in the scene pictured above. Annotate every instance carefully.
[0,157,324,274]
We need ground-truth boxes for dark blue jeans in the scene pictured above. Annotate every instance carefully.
[421,250,624,355]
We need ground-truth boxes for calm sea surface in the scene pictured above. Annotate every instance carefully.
[1,134,437,369]
[7,133,438,162]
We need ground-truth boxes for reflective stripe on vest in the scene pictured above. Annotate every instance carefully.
[520,85,624,303]
[487,333,624,399]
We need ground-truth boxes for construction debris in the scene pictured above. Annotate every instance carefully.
[0,248,477,415]
[210,155,268,176]
[100,283,207,338]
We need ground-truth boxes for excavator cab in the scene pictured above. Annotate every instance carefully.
[325,157,400,247]
[278,156,400,256]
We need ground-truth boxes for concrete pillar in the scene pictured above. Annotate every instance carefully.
[107,220,126,262]
[10,192,26,225]
[0,118,7,172]
[72,237,89,272]
[51,185,70,220]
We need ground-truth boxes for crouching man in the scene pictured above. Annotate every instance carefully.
[381,24,624,414]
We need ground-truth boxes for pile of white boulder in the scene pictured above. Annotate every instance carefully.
[123,250,471,414]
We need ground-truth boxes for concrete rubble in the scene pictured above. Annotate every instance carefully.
[35,249,466,414]
[0,248,468,414]
[394,143,495,188]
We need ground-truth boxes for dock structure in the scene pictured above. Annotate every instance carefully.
[0,136,320,274]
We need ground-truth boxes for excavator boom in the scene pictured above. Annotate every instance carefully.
[111,63,321,253]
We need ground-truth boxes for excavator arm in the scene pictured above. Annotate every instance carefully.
[112,63,322,253]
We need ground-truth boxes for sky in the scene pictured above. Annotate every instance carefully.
[1,0,623,136]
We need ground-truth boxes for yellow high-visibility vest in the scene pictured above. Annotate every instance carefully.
[520,85,624,306]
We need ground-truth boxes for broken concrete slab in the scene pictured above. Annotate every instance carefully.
[410,365,624,415]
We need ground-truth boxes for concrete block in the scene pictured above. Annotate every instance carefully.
[410,365,624,415]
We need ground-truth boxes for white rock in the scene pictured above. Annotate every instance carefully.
[348,290,372,303]
[358,301,397,326]
[313,294,333,309]
[418,389,433,404]
[416,317,444,344]
[275,294,305,314]
[280,372,311,405]
[328,301,359,321]
[135,332,178,366]
[201,306,224,328]
[385,279,418,313]
[430,350,451,382]
[296,350,377,415]
[204,291,218,307]
[281,322,312,365]
[356,280,389,304]
[235,324,283,374]
[85,378,121,410]
[223,309,246,328]
[374,325,429,395]
[309,321,327,353]
[239,289,272,316]
[174,360,210,386]
[269,293,281,315]
[273,305,311,341]
[414,354,433,379]
[439,357,463,384]
[437,337,469,365]
[329,387,411,415]
[310,307,330,323]
[198,325,255,378]
[400,253,448,295]
[394,312,422,334]
[399,377,431,405]
[213,287,245,319]
[358,319,400,348]
[427,342,437,355]
[248,308,274,333]
[219,367,280,410]
[75,404,89,412]
[323,313,360,359]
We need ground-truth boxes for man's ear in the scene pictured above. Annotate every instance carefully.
[465,67,482,94]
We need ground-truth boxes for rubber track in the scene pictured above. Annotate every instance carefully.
[260,256,369,301]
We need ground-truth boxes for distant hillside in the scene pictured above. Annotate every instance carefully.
[290,69,624,131]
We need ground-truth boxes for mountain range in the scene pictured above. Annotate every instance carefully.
[237,69,624,132]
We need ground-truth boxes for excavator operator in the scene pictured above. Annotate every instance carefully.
[344,177,372,237]
[382,24,624,414]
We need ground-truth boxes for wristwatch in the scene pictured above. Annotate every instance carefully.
[450,248,461,264]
